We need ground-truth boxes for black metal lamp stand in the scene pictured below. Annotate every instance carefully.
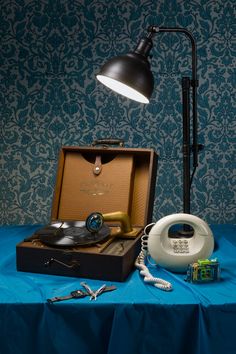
[96,26,203,234]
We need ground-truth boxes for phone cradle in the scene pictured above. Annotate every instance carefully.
[148,213,214,273]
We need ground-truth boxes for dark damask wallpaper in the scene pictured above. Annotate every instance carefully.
[1,0,235,225]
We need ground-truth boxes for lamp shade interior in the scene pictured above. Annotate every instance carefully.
[96,75,150,103]
[96,53,154,104]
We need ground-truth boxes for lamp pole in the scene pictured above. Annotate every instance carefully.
[137,26,199,218]
[148,26,199,167]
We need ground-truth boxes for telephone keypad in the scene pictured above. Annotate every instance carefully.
[171,239,190,253]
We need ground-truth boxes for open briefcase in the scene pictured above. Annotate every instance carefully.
[16,140,158,281]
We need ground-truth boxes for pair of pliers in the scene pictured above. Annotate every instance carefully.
[80,282,107,300]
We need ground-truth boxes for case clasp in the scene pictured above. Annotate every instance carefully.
[93,155,102,175]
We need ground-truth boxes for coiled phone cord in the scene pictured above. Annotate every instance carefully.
[135,223,173,291]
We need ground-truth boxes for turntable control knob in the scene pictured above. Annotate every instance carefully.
[86,212,104,233]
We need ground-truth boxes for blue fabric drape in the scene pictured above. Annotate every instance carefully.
[0,225,235,354]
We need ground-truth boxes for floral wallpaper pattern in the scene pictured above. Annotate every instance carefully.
[1,0,235,225]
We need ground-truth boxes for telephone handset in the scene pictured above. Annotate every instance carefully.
[148,213,214,272]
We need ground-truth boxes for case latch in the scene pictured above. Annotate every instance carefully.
[93,155,102,175]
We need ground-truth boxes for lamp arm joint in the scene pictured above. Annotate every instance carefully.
[147,25,160,34]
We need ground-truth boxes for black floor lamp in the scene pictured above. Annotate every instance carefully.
[96,26,203,235]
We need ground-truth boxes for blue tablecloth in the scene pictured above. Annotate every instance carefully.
[0,224,236,354]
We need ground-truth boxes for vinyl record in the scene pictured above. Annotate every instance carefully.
[35,221,110,247]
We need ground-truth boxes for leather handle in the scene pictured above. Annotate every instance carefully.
[92,139,124,147]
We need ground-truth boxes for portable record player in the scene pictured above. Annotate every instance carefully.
[16,141,157,281]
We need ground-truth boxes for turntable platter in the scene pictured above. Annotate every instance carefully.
[35,221,110,247]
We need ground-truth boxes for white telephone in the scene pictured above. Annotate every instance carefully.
[148,213,214,272]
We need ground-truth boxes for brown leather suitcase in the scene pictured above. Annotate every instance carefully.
[16,143,157,281]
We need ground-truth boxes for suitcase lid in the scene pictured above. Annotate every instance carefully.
[51,145,157,227]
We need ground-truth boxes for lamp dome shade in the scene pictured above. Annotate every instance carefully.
[96,53,154,103]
